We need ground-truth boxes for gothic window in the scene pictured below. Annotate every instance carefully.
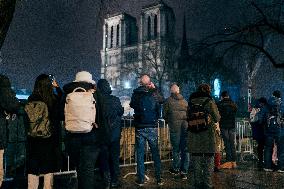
[147,16,151,40]
[110,26,114,48]
[116,24,120,46]
[154,15,158,38]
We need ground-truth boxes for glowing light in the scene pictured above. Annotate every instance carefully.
[124,81,131,89]
[214,78,221,97]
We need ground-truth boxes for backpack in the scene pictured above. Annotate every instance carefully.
[250,108,260,123]
[138,93,158,124]
[24,101,51,138]
[64,87,96,133]
[187,98,211,133]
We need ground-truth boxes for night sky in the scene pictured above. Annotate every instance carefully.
[0,0,282,98]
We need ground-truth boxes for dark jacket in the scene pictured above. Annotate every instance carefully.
[97,79,124,142]
[63,82,109,145]
[130,86,161,128]
[187,91,221,153]
[0,75,20,149]
[266,96,283,136]
[251,104,269,141]
[26,89,62,174]
[163,93,188,133]
[217,98,237,129]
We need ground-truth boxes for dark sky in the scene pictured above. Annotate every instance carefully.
[0,0,251,90]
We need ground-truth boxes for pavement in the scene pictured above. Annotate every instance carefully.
[3,160,284,189]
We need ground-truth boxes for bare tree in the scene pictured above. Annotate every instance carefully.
[0,0,16,49]
[195,0,284,68]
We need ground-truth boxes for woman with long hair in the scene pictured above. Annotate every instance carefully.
[26,74,62,189]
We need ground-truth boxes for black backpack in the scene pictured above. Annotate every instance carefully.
[187,98,211,133]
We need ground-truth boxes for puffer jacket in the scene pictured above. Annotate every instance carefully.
[63,82,109,145]
[130,86,162,128]
[163,93,188,133]
[97,79,124,142]
[0,75,20,149]
[217,98,237,129]
[187,91,221,154]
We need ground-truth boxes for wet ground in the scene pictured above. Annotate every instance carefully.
[4,159,284,189]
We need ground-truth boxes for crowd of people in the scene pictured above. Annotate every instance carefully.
[0,72,282,189]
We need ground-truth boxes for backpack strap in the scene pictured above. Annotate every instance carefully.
[202,98,211,108]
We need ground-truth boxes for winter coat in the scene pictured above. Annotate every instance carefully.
[266,96,283,136]
[217,98,237,129]
[130,86,162,128]
[63,82,109,145]
[187,91,221,154]
[251,104,269,141]
[26,91,62,174]
[0,75,20,149]
[97,79,124,142]
[163,93,188,133]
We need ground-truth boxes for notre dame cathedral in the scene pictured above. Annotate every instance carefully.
[100,1,176,94]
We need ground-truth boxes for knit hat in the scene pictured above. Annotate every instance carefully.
[74,71,96,85]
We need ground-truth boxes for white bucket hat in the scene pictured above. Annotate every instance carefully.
[74,71,96,84]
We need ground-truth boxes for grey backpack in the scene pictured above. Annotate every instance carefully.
[25,101,51,138]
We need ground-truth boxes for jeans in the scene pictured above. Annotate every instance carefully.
[264,134,284,169]
[135,128,161,182]
[169,123,189,172]
[221,128,237,162]
[65,138,100,189]
[190,155,214,189]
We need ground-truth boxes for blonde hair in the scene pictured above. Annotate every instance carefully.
[140,75,151,86]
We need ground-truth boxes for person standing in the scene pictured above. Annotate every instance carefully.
[130,74,164,186]
[0,75,20,188]
[63,71,109,189]
[163,83,189,179]
[97,79,124,188]
[187,84,220,189]
[217,91,238,169]
[25,74,62,189]
[264,90,283,172]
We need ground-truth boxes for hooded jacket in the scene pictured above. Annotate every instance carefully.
[163,93,188,133]
[187,91,221,154]
[0,75,20,149]
[97,79,124,142]
[217,98,237,129]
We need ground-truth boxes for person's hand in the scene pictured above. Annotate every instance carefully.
[52,80,59,88]
[147,82,155,89]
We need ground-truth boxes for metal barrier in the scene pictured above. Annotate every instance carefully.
[235,118,257,162]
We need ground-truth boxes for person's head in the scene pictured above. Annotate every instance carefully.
[197,83,211,95]
[140,74,151,86]
[221,91,229,99]
[31,74,54,105]
[97,79,111,95]
[258,97,267,106]
[170,84,180,94]
[0,74,11,88]
[273,90,281,98]
[74,71,96,85]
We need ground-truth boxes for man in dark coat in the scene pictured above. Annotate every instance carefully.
[0,74,20,187]
[130,74,164,186]
[97,79,124,188]
[187,84,220,189]
[163,83,189,179]
[63,71,109,189]
[217,91,238,169]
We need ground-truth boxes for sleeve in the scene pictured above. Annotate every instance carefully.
[207,100,221,123]
[115,97,124,117]
[163,100,169,123]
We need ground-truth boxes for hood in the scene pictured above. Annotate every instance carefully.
[189,91,212,101]
[0,74,11,88]
[171,93,184,100]
[63,82,94,94]
[97,79,112,95]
